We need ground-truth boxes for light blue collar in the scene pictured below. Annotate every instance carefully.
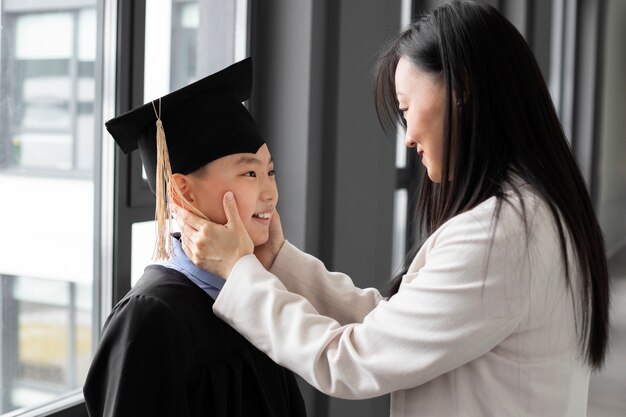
[157,233,225,300]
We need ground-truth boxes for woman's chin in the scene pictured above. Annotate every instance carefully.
[426,171,442,183]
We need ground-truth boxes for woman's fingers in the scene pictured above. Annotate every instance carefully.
[253,209,285,269]
[172,192,254,278]
[173,205,201,232]
[268,210,283,241]
[179,234,194,260]
[173,206,212,264]
[222,191,245,231]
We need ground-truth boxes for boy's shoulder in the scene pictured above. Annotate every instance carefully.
[104,265,250,362]
[128,264,211,306]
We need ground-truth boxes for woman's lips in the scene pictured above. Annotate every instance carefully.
[417,150,427,166]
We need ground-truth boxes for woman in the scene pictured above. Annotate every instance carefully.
[175,2,610,416]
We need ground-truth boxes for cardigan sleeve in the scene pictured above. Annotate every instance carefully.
[269,241,385,325]
[213,199,534,400]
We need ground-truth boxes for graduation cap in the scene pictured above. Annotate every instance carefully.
[105,58,265,259]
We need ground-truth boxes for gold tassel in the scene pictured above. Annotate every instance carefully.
[154,107,173,260]
[152,99,207,261]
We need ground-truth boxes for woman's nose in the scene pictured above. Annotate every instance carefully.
[405,133,417,149]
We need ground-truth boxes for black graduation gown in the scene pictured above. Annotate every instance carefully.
[83,265,307,417]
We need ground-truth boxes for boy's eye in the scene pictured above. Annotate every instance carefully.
[268,169,276,176]
[244,171,257,177]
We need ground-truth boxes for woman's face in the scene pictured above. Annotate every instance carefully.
[395,56,446,183]
[177,144,278,247]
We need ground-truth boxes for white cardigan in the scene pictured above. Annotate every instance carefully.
[213,184,590,417]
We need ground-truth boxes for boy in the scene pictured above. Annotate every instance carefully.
[83,59,306,417]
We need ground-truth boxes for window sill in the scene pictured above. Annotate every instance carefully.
[2,390,86,417]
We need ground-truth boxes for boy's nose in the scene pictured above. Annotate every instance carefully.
[260,184,277,202]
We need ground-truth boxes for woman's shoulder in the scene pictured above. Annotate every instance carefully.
[428,178,553,252]
[408,178,562,289]
[459,177,547,223]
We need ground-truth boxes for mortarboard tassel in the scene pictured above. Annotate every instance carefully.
[153,98,173,260]
[152,98,208,261]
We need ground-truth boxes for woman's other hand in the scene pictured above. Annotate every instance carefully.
[174,191,253,278]
[254,210,285,269]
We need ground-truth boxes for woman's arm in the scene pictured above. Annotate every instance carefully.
[213,203,533,399]
[269,241,384,325]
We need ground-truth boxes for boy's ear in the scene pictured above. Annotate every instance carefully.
[171,173,194,205]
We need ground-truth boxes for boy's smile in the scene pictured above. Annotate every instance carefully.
[252,210,273,225]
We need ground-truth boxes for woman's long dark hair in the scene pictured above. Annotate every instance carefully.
[375,1,609,370]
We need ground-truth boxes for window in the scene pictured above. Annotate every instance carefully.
[1,0,251,415]
[0,0,100,415]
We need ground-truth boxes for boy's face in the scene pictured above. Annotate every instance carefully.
[178,144,278,246]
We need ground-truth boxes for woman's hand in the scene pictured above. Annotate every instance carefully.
[174,192,253,278]
[254,210,286,269]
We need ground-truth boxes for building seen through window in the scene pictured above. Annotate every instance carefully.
[1,8,96,174]
[0,0,97,414]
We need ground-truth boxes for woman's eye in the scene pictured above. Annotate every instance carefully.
[244,171,257,177]
[268,169,276,176]
[398,109,407,126]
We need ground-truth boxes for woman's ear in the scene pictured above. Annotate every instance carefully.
[171,173,194,205]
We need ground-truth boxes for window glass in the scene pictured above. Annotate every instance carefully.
[390,188,408,274]
[395,0,412,170]
[15,14,74,59]
[131,220,185,287]
[144,0,248,101]
[2,5,97,175]
[396,129,407,169]
[0,0,99,414]
[131,221,158,287]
